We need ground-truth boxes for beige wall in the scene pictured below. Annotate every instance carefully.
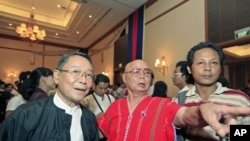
[144,0,205,97]
[0,0,205,96]
[0,38,74,84]
[91,45,114,85]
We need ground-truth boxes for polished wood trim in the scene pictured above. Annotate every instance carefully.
[0,34,83,50]
[145,0,189,25]
[205,0,208,40]
[145,0,158,8]
[217,36,250,48]
[0,46,33,52]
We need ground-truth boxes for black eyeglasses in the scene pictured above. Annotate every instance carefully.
[124,68,152,78]
[58,69,94,80]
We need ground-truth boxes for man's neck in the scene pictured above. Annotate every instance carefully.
[127,91,147,113]
[177,83,186,90]
[94,92,105,100]
[195,84,217,102]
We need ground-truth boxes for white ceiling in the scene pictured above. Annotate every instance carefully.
[0,0,148,49]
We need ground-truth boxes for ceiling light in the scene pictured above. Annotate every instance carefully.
[223,44,250,58]
[16,13,46,41]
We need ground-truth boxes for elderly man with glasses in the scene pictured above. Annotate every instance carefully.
[98,59,250,141]
[0,52,99,141]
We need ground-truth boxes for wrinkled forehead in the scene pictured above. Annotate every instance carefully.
[126,60,150,71]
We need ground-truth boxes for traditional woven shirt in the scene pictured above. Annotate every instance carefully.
[98,96,181,141]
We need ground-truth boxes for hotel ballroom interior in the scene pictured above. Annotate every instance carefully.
[0,0,250,98]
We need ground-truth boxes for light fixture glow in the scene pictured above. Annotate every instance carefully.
[16,13,46,41]
[155,56,168,75]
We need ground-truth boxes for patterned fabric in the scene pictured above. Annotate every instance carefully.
[182,82,250,141]
[98,96,181,141]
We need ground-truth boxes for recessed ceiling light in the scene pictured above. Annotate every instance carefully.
[76,31,79,34]
[57,4,66,10]
[56,33,59,36]
[9,23,12,26]
[89,15,92,18]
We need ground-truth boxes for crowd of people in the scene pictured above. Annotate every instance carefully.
[0,41,250,141]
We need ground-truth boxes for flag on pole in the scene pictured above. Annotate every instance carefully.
[128,5,144,61]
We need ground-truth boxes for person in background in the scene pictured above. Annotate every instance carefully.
[0,52,99,141]
[175,41,250,141]
[115,82,126,99]
[172,61,195,141]
[19,67,56,102]
[0,84,15,121]
[5,71,31,118]
[152,80,168,98]
[0,80,5,92]
[3,83,15,100]
[0,82,14,123]
[147,72,154,95]
[172,60,194,93]
[9,81,21,96]
[81,74,115,141]
[98,59,250,141]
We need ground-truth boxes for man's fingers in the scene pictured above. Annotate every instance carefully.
[221,106,250,116]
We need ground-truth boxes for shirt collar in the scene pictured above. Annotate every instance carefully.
[186,82,229,96]
[53,93,80,115]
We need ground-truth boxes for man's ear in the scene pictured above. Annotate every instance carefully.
[92,83,96,90]
[122,73,126,84]
[187,66,192,74]
[53,70,60,84]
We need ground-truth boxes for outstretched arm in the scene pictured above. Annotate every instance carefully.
[174,103,250,137]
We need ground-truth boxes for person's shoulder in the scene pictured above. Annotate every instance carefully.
[224,89,250,99]
[16,96,53,112]
[83,94,94,100]
[106,94,115,101]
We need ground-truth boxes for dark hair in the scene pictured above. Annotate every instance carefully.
[94,74,110,85]
[176,61,188,75]
[0,80,5,86]
[175,61,194,84]
[151,72,154,79]
[150,72,155,85]
[19,67,53,100]
[56,52,92,70]
[217,76,230,87]
[4,83,14,89]
[152,81,168,98]
[17,71,31,94]
[187,41,225,68]
[19,71,31,84]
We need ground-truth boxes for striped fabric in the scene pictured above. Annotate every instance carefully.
[128,5,144,61]
[183,83,250,141]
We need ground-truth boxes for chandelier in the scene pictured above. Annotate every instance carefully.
[15,12,46,41]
